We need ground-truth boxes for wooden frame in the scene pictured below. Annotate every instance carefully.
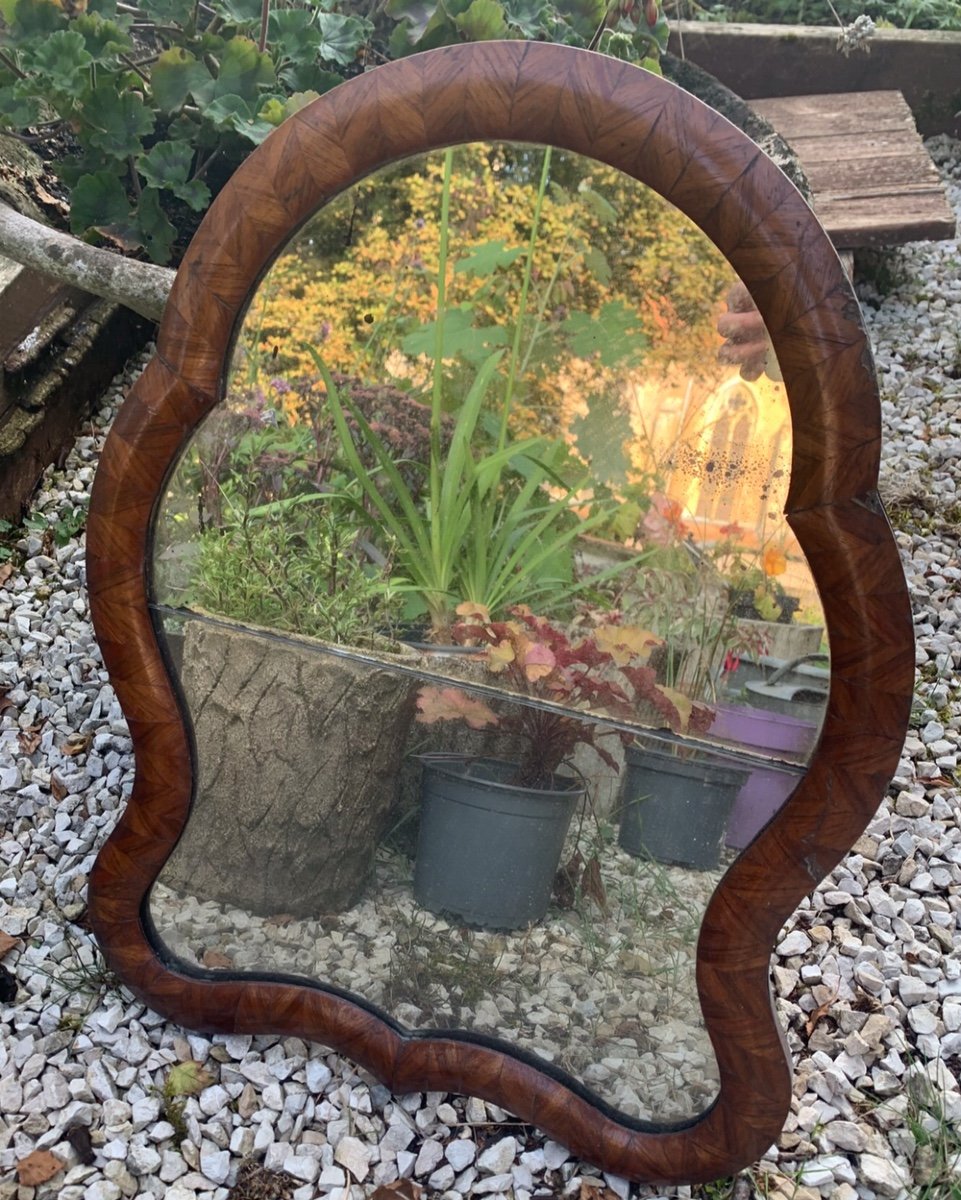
[86,42,913,1183]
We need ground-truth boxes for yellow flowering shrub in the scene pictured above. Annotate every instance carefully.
[231,142,733,451]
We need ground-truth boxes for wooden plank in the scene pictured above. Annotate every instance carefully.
[750,90,956,249]
[752,91,915,138]
[801,155,942,191]
[806,199,956,248]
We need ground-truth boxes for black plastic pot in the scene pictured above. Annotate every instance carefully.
[414,757,581,929]
[617,741,749,870]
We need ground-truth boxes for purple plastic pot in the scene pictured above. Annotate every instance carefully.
[723,758,805,848]
[708,703,819,848]
[710,702,818,758]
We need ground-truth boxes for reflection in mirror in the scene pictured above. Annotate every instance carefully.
[149,143,828,1126]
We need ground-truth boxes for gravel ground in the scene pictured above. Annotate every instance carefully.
[2,137,961,1200]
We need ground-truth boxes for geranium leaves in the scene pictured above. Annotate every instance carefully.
[151,48,209,114]
[70,170,130,236]
[30,32,93,96]
[454,0,509,41]
[195,36,275,106]
[139,141,210,210]
[84,87,155,158]
[0,0,662,266]
[315,12,373,66]
[72,171,177,263]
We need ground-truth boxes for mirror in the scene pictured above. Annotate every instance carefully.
[147,144,827,1126]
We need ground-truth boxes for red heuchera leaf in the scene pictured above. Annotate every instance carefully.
[620,665,683,731]
[438,607,692,784]
[416,686,498,730]
[517,640,555,681]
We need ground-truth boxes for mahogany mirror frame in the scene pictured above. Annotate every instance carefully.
[86,41,914,1184]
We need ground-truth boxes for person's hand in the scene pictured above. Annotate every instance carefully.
[716,281,772,382]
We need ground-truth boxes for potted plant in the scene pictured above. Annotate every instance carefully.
[150,400,423,918]
[412,604,706,928]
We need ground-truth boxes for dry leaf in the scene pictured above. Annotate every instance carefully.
[0,688,13,715]
[16,1149,65,1186]
[804,984,840,1038]
[50,774,67,802]
[580,854,609,915]
[201,949,234,969]
[0,562,13,587]
[63,731,92,757]
[370,1181,422,1200]
[578,1182,620,1200]
[265,913,296,927]
[0,931,19,958]
[18,724,43,755]
[65,1124,95,1165]
[165,1060,214,1097]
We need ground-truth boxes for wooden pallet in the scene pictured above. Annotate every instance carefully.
[751,90,956,250]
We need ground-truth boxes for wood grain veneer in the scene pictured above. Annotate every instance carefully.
[86,42,914,1184]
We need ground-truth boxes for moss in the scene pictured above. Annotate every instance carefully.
[0,405,43,456]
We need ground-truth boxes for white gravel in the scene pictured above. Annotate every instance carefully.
[2,136,961,1199]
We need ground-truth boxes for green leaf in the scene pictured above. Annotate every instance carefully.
[453,0,508,40]
[138,0,194,23]
[583,245,612,285]
[70,169,130,235]
[136,187,177,263]
[12,0,66,37]
[281,90,320,117]
[151,48,209,114]
[210,35,274,103]
[501,0,548,37]
[204,94,275,143]
[386,0,470,50]
[72,13,133,61]
[277,63,342,94]
[138,139,210,210]
[268,8,321,63]
[578,184,618,226]
[453,239,524,277]
[315,12,372,66]
[83,87,154,158]
[401,305,510,364]
[0,82,43,127]
[210,0,261,24]
[204,93,249,127]
[562,300,650,368]
[569,391,632,486]
[385,0,439,44]
[29,31,93,96]
[257,97,286,127]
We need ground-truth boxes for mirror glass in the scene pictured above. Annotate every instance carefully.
[148,143,828,1125]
